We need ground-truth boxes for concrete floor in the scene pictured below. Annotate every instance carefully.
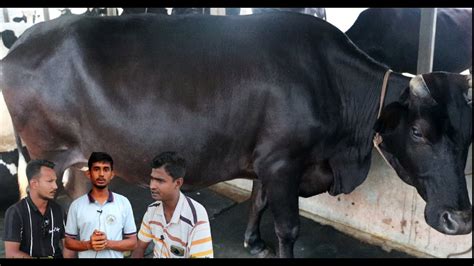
[184,189,413,258]
[0,176,414,258]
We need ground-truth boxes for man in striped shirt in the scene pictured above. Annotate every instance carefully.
[131,151,213,258]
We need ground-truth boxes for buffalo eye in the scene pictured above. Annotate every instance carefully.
[411,126,423,139]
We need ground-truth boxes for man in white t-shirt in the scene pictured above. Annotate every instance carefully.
[64,152,137,258]
[131,151,213,258]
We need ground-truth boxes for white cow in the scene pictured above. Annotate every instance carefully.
[1,22,35,200]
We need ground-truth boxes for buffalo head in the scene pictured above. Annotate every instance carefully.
[375,72,472,235]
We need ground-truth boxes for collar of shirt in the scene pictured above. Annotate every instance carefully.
[26,194,51,214]
[87,189,114,203]
[157,191,185,226]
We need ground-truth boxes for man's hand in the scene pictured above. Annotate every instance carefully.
[90,230,108,251]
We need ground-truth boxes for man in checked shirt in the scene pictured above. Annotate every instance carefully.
[131,151,213,258]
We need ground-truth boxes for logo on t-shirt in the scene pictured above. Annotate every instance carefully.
[106,214,116,225]
[48,227,61,234]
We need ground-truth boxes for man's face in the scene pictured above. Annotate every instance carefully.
[149,167,182,202]
[32,167,58,200]
[87,161,114,189]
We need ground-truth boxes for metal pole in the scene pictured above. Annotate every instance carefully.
[43,8,50,21]
[416,8,437,74]
[3,8,9,22]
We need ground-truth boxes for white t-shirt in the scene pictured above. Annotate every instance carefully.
[65,191,137,258]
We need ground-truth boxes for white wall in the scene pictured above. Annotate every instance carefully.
[326,8,366,32]
[238,8,367,32]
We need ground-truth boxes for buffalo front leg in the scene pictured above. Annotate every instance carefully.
[244,180,269,255]
[259,159,301,258]
[268,181,300,258]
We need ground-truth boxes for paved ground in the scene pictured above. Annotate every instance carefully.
[0,176,414,258]
[183,189,413,258]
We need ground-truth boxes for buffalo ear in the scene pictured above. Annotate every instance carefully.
[374,102,407,134]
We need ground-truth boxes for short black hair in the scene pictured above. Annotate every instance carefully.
[88,152,114,170]
[26,159,55,181]
[151,151,186,180]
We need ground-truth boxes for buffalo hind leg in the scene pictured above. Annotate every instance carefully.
[63,166,90,199]
[56,166,89,209]
[244,180,272,256]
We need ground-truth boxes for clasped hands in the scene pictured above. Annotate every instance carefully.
[89,229,108,251]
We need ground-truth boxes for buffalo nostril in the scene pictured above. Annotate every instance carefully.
[441,211,459,234]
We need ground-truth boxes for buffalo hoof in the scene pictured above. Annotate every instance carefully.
[244,239,265,255]
[244,240,275,257]
[256,247,275,258]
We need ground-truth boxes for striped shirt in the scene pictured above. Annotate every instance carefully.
[138,191,213,258]
[3,195,66,258]
[65,190,137,258]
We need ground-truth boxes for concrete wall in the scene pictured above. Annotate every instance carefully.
[220,147,472,258]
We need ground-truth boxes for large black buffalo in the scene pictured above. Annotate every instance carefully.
[346,8,472,74]
[0,13,471,257]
